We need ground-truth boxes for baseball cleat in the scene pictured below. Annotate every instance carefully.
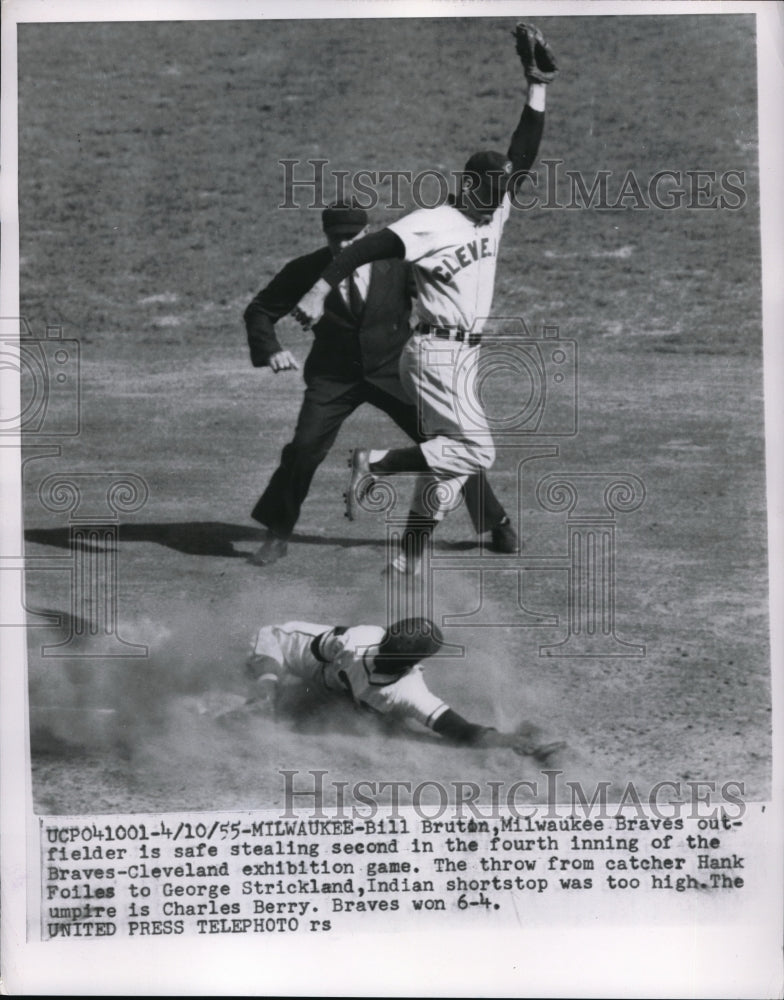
[345,447,375,521]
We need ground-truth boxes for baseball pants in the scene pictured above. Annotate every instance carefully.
[400,334,496,519]
[252,376,505,539]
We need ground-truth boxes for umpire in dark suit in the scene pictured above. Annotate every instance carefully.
[244,202,517,566]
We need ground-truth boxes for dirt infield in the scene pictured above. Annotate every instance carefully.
[17,14,769,813]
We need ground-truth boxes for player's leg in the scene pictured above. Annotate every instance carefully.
[345,384,434,573]
[398,335,496,511]
[365,367,508,542]
[462,475,519,553]
[359,384,514,561]
[351,349,505,570]
[216,628,289,723]
[405,335,511,562]
[251,380,362,564]
[244,653,284,713]
[365,384,509,534]
[352,372,478,573]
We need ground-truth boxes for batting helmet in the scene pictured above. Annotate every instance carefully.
[373,617,444,675]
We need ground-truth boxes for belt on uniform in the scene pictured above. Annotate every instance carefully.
[414,321,481,346]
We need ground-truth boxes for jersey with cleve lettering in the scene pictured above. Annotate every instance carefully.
[248,621,448,729]
[388,196,512,333]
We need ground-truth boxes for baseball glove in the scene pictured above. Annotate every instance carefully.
[512,22,558,84]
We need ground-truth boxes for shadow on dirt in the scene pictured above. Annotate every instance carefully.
[25,521,261,557]
[25,523,477,557]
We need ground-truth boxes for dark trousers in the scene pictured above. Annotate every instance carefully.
[252,379,506,539]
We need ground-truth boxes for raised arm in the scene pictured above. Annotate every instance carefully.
[290,22,558,329]
[507,22,557,192]
[507,86,546,178]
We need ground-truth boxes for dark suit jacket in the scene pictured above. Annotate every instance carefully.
[244,247,414,402]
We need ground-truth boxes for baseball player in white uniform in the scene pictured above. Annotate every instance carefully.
[292,24,558,574]
[244,615,564,761]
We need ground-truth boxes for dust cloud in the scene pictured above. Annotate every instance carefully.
[28,573,627,812]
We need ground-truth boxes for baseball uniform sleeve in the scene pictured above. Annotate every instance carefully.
[431,709,494,745]
[387,207,457,263]
[366,666,449,729]
[507,104,545,193]
[319,229,406,288]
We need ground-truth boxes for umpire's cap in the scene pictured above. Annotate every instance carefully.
[322,200,368,237]
[373,617,444,675]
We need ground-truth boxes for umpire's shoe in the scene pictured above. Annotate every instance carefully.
[250,529,288,567]
[344,448,377,521]
[489,516,519,554]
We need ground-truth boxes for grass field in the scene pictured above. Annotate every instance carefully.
[16,13,770,812]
